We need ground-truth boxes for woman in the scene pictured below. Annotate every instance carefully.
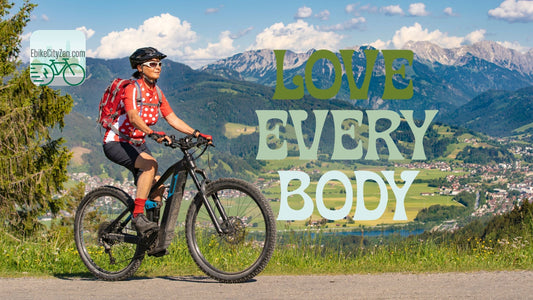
[103,47,212,236]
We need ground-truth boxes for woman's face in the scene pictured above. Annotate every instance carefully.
[137,59,161,81]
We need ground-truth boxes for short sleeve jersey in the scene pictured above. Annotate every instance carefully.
[103,79,174,144]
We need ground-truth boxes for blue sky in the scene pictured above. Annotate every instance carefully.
[17,0,533,68]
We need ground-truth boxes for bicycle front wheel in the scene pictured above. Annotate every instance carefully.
[186,178,276,283]
[74,186,143,281]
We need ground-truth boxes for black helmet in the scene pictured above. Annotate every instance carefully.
[129,47,167,69]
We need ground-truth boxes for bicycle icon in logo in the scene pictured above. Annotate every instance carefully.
[30,57,86,86]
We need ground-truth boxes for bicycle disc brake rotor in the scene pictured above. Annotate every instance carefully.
[221,217,246,244]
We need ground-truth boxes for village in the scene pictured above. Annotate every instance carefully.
[395,157,533,218]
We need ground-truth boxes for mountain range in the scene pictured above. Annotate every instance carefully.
[201,41,533,117]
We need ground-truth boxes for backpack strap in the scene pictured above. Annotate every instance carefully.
[134,81,163,110]
[107,79,143,145]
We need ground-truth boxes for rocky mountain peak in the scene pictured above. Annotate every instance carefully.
[403,40,533,75]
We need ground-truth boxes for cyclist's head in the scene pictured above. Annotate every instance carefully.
[129,47,166,69]
[130,47,166,83]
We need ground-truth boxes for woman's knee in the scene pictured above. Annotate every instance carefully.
[135,153,158,173]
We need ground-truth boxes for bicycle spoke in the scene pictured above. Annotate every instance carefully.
[186,178,276,282]
[74,187,143,280]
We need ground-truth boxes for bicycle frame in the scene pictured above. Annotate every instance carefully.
[107,144,230,254]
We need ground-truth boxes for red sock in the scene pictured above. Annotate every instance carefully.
[133,198,147,218]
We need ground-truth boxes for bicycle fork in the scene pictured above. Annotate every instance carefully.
[187,163,230,235]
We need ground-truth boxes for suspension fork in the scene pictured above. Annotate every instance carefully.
[186,154,230,234]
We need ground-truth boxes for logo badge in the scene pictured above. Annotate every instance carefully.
[29,30,86,86]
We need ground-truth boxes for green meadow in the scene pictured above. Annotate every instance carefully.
[262,158,459,228]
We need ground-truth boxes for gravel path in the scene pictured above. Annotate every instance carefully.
[1,271,532,299]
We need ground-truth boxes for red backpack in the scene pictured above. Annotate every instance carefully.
[98,78,162,141]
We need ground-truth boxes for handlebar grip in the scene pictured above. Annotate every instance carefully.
[148,132,165,141]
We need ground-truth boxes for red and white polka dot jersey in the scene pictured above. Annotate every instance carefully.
[103,79,173,144]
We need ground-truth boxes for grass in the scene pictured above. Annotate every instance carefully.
[224,122,257,139]
[1,218,531,279]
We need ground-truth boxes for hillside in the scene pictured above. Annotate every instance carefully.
[447,86,533,137]
[55,58,358,179]
[53,57,488,179]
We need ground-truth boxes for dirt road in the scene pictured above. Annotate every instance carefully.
[1,271,532,299]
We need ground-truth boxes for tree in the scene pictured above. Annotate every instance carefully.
[0,1,74,235]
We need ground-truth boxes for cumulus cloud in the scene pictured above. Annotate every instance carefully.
[320,17,366,31]
[248,20,343,52]
[360,4,378,13]
[369,22,486,49]
[465,29,486,44]
[21,32,32,42]
[88,13,197,59]
[496,40,529,52]
[315,9,330,21]
[408,3,429,16]
[369,39,390,49]
[295,6,313,19]
[443,7,456,16]
[182,30,237,67]
[488,0,533,22]
[345,4,357,14]
[381,5,404,16]
[76,26,95,39]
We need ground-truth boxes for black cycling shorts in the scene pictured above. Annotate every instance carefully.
[103,141,152,185]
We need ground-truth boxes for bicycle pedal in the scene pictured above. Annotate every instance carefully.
[147,248,168,257]
[139,229,159,246]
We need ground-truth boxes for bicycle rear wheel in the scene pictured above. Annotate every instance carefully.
[186,178,276,283]
[74,186,143,281]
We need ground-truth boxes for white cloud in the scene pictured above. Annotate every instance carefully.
[345,4,357,14]
[370,22,485,49]
[320,17,366,31]
[76,26,95,40]
[381,5,404,16]
[205,6,223,14]
[315,10,330,21]
[488,0,533,23]
[465,29,486,44]
[21,32,32,42]
[408,3,429,16]
[41,14,49,21]
[88,13,197,59]
[248,20,343,52]
[443,7,456,16]
[496,40,529,52]
[182,31,237,68]
[229,26,253,39]
[295,6,313,19]
[369,39,390,49]
[360,4,378,13]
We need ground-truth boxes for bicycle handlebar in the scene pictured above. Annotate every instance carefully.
[149,134,214,151]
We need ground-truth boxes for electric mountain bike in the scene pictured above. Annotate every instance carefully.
[74,135,276,283]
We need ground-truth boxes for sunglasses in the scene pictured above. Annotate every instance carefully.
[142,61,162,68]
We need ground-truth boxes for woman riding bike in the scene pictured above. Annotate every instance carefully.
[102,47,212,237]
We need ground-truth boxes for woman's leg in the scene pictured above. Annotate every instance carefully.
[133,152,158,217]
[149,175,165,202]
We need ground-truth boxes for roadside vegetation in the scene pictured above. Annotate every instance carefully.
[1,199,531,278]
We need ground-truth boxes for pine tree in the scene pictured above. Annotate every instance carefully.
[0,1,74,235]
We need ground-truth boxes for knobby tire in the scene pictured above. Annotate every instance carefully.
[185,178,276,283]
[74,186,144,281]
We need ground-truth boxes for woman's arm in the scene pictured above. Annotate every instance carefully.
[127,109,153,134]
[164,112,197,136]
